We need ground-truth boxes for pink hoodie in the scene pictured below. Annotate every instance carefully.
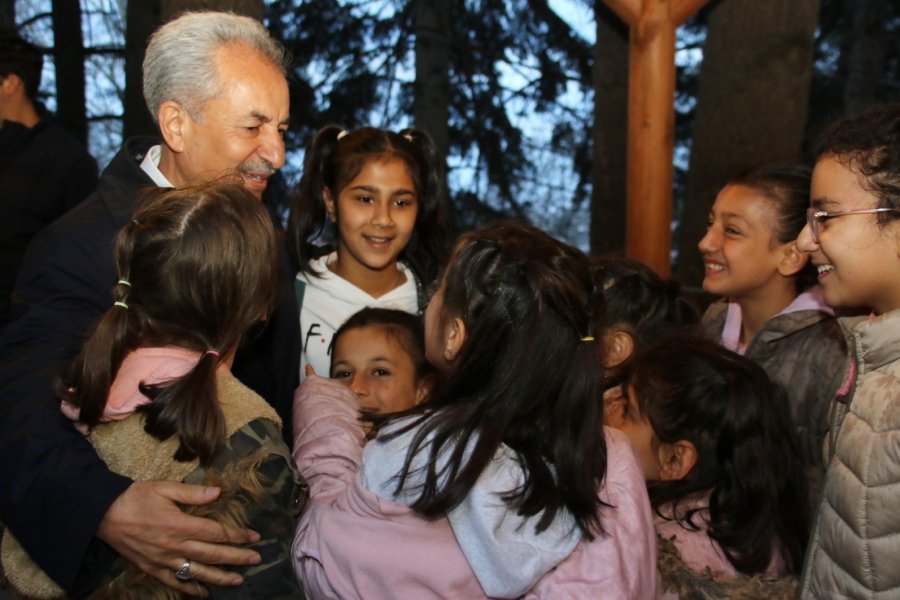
[291,376,656,599]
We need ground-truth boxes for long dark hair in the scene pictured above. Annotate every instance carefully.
[632,336,809,575]
[287,125,451,286]
[382,221,606,539]
[60,182,279,465]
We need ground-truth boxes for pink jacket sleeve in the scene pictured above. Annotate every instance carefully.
[525,427,657,599]
[292,375,366,499]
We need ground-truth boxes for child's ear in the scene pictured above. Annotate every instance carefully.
[602,330,635,369]
[657,440,697,481]
[777,242,809,277]
[415,373,436,404]
[443,317,466,363]
[157,100,188,153]
[323,188,337,222]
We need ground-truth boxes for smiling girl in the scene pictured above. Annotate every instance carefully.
[329,307,433,419]
[698,164,846,475]
[290,223,655,599]
[288,126,450,378]
[795,103,900,598]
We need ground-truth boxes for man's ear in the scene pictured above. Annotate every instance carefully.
[157,100,189,153]
[777,242,809,277]
[0,73,22,97]
[602,330,635,369]
[323,188,336,222]
[657,439,697,481]
[443,317,466,363]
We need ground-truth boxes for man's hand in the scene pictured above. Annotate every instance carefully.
[97,481,262,597]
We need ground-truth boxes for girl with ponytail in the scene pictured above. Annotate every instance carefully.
[3,182,307,598]
[287,125,451,379]
[291,223,656,598]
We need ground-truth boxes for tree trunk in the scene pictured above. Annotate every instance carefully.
[51,0,87,146]
[413,0,452,230]
[160,0,264,21]
[841,0,887,113]
[590,2,629,257]
[124,0,161,138]
[675,0,820,287]
[0,0,14,29]
[413,0,451,164]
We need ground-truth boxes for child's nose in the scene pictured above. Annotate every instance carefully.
[349,375,368,396]
[698,228,718,253]
[371,202,394,228]
[795,223,818,253]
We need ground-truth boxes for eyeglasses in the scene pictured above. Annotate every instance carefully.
[806,207,900,243]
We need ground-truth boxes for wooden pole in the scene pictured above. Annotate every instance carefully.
[601,0,708,277]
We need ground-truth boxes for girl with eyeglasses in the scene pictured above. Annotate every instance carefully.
[795,103,900,598]
[697,163,847,493]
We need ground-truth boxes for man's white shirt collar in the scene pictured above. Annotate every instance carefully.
[139,145,175,188]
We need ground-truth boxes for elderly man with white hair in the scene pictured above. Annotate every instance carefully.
[0,12,303,597]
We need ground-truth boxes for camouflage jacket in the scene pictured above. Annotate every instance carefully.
[2,373,308,599]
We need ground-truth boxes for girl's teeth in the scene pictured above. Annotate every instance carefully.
[817,264,834,274]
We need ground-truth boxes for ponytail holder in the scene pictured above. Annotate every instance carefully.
[336,130,348,140]
[580,336,595,342]
[403,133,414,142]
[114,301,129,310]
[205,350,220,357]
[117,279,131,288]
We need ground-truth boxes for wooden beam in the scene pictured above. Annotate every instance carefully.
[672,0,710,25]
[603,0,641,26]
[601,0,707,276]
[624,0,675,276]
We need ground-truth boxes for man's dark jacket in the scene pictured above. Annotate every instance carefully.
[0,137,300,591]
[0,112,98,327]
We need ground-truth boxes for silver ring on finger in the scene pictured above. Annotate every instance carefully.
[174,559,192,582]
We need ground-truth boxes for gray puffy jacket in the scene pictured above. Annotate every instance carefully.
[800,310,900,599]
[702,296,847,469]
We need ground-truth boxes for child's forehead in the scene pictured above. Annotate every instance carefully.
[811,156,879,208]
[334,325,411,356]
[713,184,780,230]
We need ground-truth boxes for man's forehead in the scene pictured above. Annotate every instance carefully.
[211,42,286,83]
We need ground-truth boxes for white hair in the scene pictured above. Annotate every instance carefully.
[142,11,290,124]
